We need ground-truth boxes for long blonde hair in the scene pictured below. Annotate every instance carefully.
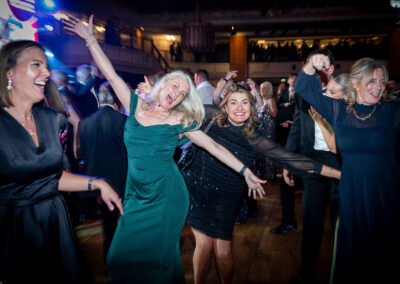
[143,70,204,129]
[214,84,258,138]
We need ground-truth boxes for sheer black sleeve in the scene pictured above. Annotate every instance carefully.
[248,134,323,176]
[204,104,220,121]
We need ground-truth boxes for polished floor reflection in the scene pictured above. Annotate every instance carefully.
[77,178,334,284]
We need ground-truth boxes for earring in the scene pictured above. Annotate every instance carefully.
[7,79,12,91]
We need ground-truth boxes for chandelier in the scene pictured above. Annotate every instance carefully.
[181,2,215,53]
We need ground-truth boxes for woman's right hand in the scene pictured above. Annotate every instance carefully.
[137,75,153,95]
[63,14,94,42]
[308,106,323,123]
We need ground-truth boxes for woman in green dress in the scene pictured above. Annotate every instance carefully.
[64,15,266,283]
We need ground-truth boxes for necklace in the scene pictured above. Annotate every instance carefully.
[3,107,36,135]
[4,107,32,120]
[351,103,378,121]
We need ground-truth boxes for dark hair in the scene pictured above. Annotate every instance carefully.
[307,48,335,66]
[288,72,298,78]
[0,40,45,107]
[195,69,209,81]
[214,84,258,138]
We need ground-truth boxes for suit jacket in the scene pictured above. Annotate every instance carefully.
[68,77,100,118]
[285,94,341,170]
[77,106,127,197]
[277,88,296,124]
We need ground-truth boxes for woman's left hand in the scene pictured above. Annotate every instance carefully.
[63,14,94,42]
[94,179,124,214]
[244,169,266,199]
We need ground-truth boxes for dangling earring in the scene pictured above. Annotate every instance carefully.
[7,79,12,91]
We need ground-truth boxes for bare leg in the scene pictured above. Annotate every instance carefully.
[192,228,214,284]
[213,238,233,284]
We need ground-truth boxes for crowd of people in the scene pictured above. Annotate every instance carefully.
[0,12,399,284]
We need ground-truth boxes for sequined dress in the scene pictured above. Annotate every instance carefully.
[182,119,323,240]
[254,99,276,180]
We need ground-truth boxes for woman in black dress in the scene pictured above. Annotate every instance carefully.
[181,85,341,284]
[0,40,123,283]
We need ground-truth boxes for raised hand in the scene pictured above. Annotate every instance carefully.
[225,70,238,81]
[63,14,94,42]
[244,169,266,199]
[308,106,323,123]
[137,75,153,95]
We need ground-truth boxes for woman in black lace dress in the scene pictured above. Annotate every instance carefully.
[181,85,341,284]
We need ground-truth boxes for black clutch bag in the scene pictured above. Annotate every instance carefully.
[177,119,214,171]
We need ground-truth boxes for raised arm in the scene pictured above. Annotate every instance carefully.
[246,78,263,108]
[184,129,266,199]
[213,71,237,106]
[295,54,337,122]
[63,15,131,111]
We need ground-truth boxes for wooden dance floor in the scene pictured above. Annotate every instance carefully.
[76,177,334,284]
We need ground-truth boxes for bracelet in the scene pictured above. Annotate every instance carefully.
[328,168,333,176]
[223,78,228,83]
[239,165,248,176]
[88,176,97,191]
[85,35,97,48]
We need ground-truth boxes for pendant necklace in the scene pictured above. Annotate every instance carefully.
[4,107,36,136]
[352,103,378,121]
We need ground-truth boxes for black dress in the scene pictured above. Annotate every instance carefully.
[182,119,323,240]
[0,106,82,283]
[294,70,400,283]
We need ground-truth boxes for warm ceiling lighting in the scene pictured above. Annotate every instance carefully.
[96,26,105,32]
[231,26,235,30]
[140,26,144,31]
[166,35,176,41]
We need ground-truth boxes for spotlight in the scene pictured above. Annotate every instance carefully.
[44,0,56,9]
[45,49,54,57]
[44,24,54,31]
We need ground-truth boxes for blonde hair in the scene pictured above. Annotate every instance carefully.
[214,84,258,138]
[260,81,273,99]
[348,58,388,111]
[143,70,204,129]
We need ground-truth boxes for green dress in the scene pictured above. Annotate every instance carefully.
[106,92,195,283]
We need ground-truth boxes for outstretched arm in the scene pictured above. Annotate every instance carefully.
[63,15,131,111]
[184,130,266,199]
[249,135,340,179]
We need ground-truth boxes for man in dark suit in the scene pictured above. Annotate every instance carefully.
[271,72,301,234]
[284,49,340,283]
[76,81,127,258]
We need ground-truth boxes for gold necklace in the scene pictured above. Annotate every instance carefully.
[351,104,378,121]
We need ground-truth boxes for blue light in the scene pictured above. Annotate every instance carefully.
[45,50,54,58]
[44,24,54,31]
[44,0,56,9]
